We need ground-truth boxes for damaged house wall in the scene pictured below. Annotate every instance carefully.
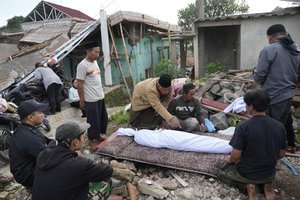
[194,7,300,77]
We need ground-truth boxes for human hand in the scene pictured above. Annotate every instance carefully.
[169,116,181,129]
[199,123,205,133]
[79,100,85,110]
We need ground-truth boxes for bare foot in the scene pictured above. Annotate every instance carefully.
[264,183,275,200]
[246,183,258,200]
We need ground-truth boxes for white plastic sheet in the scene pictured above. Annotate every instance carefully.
[117,128,232,154]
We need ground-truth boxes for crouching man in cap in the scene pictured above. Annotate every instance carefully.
[9,99,52,189]
[218,90,286,200]
[168,82,205,133]
[32,122,113,200]
[129,74,181,130]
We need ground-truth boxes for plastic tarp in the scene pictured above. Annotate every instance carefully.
[117,128,232,154]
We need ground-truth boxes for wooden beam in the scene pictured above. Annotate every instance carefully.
[119,23,135,87]
[108,25,132,100]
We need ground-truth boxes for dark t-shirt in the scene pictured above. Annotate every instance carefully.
[167,96,204,123]
[229,115,286,180]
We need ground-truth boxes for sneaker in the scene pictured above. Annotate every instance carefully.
[286,146,296,153]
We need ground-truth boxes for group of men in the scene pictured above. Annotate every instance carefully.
[9,41,113,199]
[8,23,300,200]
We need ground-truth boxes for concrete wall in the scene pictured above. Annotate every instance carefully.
[204,25,239,71]
[240,14,300,69]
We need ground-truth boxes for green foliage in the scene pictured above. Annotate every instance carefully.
[204,60,224,76]
[205,0,249,17]
[154,59,182,79]
[228,116,242,127]
[178,3,197,31]
[177,0,249,31]
[295,131,300,144]
[0,16,24,32]
[109,110,129,125]
[104,87,130,107]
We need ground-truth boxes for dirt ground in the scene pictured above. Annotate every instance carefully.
[274,161,300,199]
[105,123,300,199]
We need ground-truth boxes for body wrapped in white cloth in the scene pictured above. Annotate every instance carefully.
[117,128,232,154]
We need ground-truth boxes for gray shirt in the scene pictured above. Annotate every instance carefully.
[34,67,62,90]
[254,40,300,105]
[76,59,104,102]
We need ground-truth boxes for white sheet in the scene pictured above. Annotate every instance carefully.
[117,128,232,154]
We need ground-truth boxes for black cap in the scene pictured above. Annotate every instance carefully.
[158,74,171,88]
[85,42,99,50]
[56,122,90,143]
[18,99,44,120]
[267,24,286,36]
[182,83,195,93]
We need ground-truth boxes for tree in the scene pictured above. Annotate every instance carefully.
[6,16,24,30]
[178,0,249,31]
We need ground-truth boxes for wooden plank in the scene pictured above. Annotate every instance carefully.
[108,25,132,100]
[194,73,225,99]
[169,171,189,187]
[119,23,135,87]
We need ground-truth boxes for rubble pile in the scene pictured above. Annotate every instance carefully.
[1,153,298,200]
[201,72,255,104]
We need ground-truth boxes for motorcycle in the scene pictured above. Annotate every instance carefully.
[0,101,51,162]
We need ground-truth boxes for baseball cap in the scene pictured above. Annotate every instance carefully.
[56,122,90,143]
[18,99,44,120]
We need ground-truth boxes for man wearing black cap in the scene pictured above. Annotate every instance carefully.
[129,74,181,129]
[9,99,52,188]
[76,42,108,150]
[32,122,113,200]
[253,24,300,152]
[168,83,205,133]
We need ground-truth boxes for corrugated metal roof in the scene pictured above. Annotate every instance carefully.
[195,6,300,22]
[20,24,71,44]
[45,1,94,21]
[70,21,94,37]
[108,11,181,32]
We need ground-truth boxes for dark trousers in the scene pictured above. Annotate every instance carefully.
[46,83,62,113]
[129,107,163,130]
[70,101,86,116]
[85,100,108,140]
[267,98,295,147]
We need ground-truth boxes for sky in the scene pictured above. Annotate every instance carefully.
[0,0,296,27]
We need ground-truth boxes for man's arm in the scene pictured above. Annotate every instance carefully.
[226,148,241,164]
[76,79,85,110]
[253,49,271,85]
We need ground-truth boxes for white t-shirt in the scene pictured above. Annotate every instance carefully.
[76,59,104,102]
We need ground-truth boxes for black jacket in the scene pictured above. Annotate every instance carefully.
[32,142,113,200]
[9,123,50,188]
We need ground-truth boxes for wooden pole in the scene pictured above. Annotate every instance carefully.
[108,25,132,100]
[119,23,135,87]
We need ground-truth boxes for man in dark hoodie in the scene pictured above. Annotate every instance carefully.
[32,122,113,200]
[254,24,300,152]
